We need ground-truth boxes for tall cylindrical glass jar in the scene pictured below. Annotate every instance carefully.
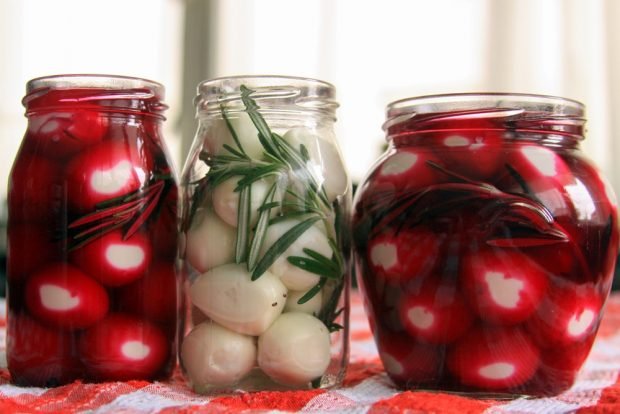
[7,75,179,386]
[179,76,350,393]
[352,93,619,396]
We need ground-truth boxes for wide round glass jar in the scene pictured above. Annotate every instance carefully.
[7,75,179,386]
[352,93,619,396]
[179,76,351,393]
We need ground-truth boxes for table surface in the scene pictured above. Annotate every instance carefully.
[1,292,620,414]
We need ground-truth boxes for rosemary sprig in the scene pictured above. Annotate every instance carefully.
[189,84,346,328]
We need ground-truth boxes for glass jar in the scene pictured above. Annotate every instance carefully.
[352,93,619,396]
[179,75,350,393]
[7,75,179,386]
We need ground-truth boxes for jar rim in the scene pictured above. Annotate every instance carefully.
[385,92,585,129]
[195,75,338,119]
[26,74,165,99]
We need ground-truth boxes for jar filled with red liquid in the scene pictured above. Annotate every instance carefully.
[352,93,619,396]
[7,75,179,386]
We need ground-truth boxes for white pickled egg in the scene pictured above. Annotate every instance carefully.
[186,208,236,272]
[212,176,272,228]
[190,263,287,335]
[283,127,348,201]
[258,312,331,386]
[261,219,332,291]
[206,112,265,160]
[284,290,323,315]
[181,321,256,389]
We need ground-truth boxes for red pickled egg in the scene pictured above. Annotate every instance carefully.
[377,333,442,386]
[431,130,504,180]
[399,278,474,344]
[498,144,575,218]
[70,230,152,287]
[526,282,602,347]
[460,247,548,325]
[7,314,82,386]
[368,226,442,283]
[27,110,108,159]
[447,326,540,390]
[372,149,446,192]
[79,313,169,381]
[118,262,178,322]
[25,262,109,330]
[65,139,149,213]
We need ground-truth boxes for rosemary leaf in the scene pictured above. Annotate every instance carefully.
[300,143,311,162]
[235,185,251,263]
[297,277,327,304]
[258,201,282,212]
[302,247,341,275]
[221,104,249,158]
[287,256,340,279]
[222,143,247,159]
[239,85,280,157]
[251,215,322,280]
[248,182,278,271]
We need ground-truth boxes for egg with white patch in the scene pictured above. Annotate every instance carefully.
[69,230,152,287]
[25,263,109,330]
[181,322,256,389]
[257,312,331,386]
[79,314,169,380]
[190,263,287,335]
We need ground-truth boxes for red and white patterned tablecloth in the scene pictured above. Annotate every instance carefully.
[1,292,620,413]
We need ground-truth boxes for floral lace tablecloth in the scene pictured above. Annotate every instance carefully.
[1,292,620,413]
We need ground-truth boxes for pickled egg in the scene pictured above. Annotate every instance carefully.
[260,219,332,291]
[257,312,331,386]
[205,111,265,160]
[190,263,287,335]
[284,289,323,315]
[186,208,236,272]
[212,176,272,228]
[181,321,256,389]
[283,127,348,201]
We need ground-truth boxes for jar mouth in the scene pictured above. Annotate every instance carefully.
[195,75,338,119]
[26,74,165,99]
[384,92,586,142]
[23,74,168,118]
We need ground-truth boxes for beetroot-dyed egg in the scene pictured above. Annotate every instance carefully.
[26,110,107,159]
[368,226,442,283]
[460,247,548,325]
[7,314,82,386]
[25,263,109,330]
[377,333,442,386]
[431,130,504,180]
[118,262,177,323]
[498,144,575,219]
[79,313,169,381]
[399,279,474,344]
[447,326,540,390]
[70,230,152,287]
[372,148,446,192]
[526,283,602,347]
[65,139,149,213]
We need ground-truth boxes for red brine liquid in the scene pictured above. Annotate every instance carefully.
[352,96,619,396]
[7,76,179,386]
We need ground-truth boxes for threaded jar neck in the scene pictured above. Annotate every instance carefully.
[23,74,168,119]
[384,93,586,148]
